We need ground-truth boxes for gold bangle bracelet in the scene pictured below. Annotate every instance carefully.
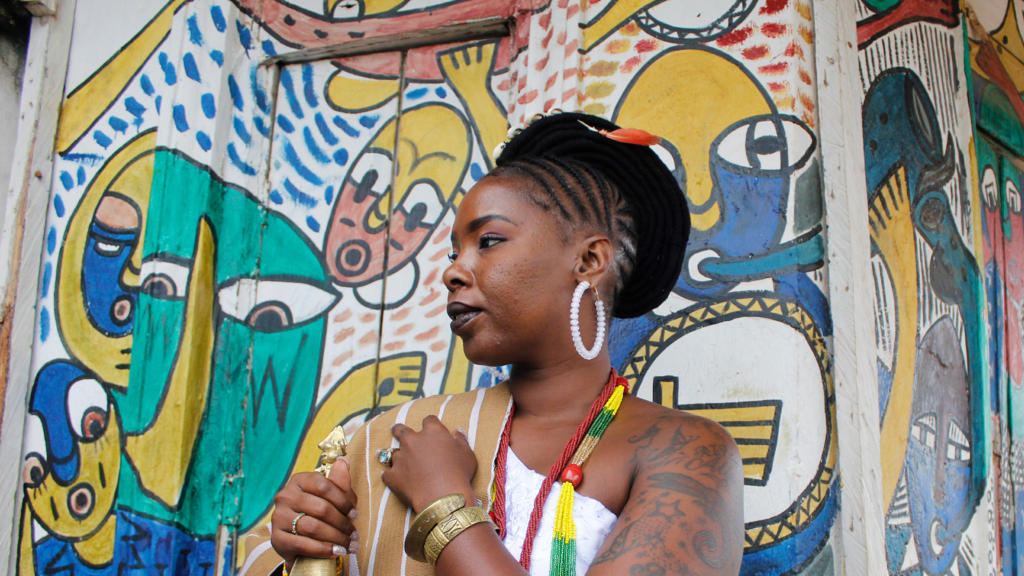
[423,507,491,566]
[404,494,466,562]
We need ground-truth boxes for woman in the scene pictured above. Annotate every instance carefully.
[246,112,743,576]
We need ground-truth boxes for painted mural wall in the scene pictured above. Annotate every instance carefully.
[858,0,997,575]
[11,0,837,575]
[964,0,1024,574]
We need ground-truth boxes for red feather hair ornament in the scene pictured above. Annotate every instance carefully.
[577,119,661,146]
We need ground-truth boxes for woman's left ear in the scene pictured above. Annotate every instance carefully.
[575,235,614,287]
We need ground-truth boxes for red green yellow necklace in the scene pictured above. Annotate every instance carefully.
[491,370,627,575]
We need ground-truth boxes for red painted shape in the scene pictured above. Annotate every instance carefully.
[783,40,805,60]
[716,25,754,47]
[760,0,789,15]
[231,0,513,50]
[762,22,790,38]
[758,61,789,75]
[635,38,658,53]
[518,90,539,105]
[742,44,770,60]
[856,0,958,49]
[975,40,1024,127]
[539,11,552,30]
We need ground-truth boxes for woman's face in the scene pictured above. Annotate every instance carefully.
[443,174,582,367]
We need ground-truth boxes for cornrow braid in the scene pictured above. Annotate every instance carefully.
[495,112,689,319]
[491,156,639,314]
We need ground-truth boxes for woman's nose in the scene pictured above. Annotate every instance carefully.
[442,258,470,292]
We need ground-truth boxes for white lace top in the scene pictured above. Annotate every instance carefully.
[501,449,618,575]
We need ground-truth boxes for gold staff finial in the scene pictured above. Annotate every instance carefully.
[291,426,349,576]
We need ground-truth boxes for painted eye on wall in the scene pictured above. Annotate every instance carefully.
[139,257,191,300]
[92,239,129,257]
[981,167,998,209]
[67,378,109,441]
[22,413,47,487]
[712,114,815,176]
[1006,179,1022,214]
[946,420,971,462]
[218,278,339,332]
[348,151,393,202]
[399,181,444,231]
[911,412,938,450]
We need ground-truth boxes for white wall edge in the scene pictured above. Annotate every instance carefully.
[0,0,77,571]
[812,0,888,574]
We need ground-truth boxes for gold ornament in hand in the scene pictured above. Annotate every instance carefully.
[291,426,349,576]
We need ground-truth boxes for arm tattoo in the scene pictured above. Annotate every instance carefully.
[648,473,732,569]
[592,418,742,575]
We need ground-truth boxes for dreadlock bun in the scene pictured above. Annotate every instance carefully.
[495,112,689,319]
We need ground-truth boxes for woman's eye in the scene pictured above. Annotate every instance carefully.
[447,252,457,263]
[480,235,504,249]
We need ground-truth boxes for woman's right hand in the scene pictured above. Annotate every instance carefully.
[270,459,360,568]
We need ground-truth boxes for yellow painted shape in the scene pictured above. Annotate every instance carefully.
[25,405,123,539]
[438,41,507,170]
[124,218,216,508]
[291,361,377,475]
[655,378,676,408]
[742,463,764,477]
[289,354,426,475]
[73,513,116,566]
[738,445,769,459]
[869,167,919,511]
[325,73,400,114]
[368,105,470,230]
[58,131,155,388]
[989,1,1024,91]
[441,335,471,395]
[616,49,772,231]
[363,0,406,16]
[582,0,655,51]
[728,425,775,441]
[687,404,779,423]
[376,353,426,408]
[56,0,186,152]
[18,502,33,576]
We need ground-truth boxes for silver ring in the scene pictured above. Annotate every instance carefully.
[376,447,398,468]
[291,512,306,536]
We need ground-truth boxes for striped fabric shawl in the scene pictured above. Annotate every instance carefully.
[240,383,513,576]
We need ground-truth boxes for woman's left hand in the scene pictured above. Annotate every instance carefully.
[382,416,479,513]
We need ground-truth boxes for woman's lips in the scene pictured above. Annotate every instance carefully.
[447,302,482,334]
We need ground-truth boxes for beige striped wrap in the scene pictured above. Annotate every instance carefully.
[240,383,513,576]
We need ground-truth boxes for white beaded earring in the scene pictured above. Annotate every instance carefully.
[570,281,606,360]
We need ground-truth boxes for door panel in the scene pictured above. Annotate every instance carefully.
[376,39,512,406]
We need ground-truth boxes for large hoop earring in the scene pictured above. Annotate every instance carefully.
[571,281,606,361]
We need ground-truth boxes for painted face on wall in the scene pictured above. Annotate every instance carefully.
[862,69,943,197]
[57,131,155,388]
[22,362,121,540]
[325,103,470,287]
[614,48,815,299]
[119,150,337,535]
[906,316,972,573]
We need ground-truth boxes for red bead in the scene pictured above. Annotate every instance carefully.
[561,464,583,487]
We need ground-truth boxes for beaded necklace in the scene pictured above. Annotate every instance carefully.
[491,370,627,575]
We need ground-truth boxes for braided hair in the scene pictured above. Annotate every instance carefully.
[493,112,689,319]
[491,157,638,313]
